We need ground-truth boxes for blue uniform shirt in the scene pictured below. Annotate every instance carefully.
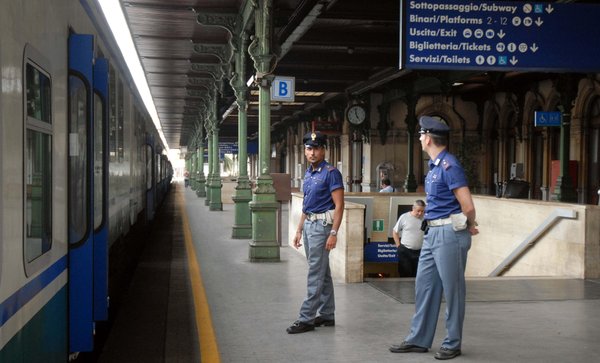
[424,149,468,220]
[302,160,344,214]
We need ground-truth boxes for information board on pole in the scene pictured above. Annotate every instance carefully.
[400,0,600,72]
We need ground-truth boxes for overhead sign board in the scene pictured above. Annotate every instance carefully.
[400,0,600,72]
[219,141,238,155]
[211,141,239,159]
[271,76,295,102]
[534,111,562,127]
[212,141,258,157]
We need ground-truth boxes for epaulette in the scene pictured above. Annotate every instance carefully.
[325,165,336,172]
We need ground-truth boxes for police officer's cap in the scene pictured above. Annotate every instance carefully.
[418,116,450,136]
[303,131,327,148]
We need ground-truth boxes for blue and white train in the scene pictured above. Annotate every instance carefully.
[0,0,172,361]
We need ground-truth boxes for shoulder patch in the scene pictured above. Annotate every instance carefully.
[442,159,452,170]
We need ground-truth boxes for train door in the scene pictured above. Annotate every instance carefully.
[67,33,95,352]
[93,58,109,321]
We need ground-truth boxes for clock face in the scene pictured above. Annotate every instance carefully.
[347,105,366,125]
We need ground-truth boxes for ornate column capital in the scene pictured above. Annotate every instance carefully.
[187,89,210,98]
[188,77,214,89]
[196,12,237,35]
[191,63,223,80]
[193,43,233,63]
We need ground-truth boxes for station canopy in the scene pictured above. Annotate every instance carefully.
[118,0,597,148]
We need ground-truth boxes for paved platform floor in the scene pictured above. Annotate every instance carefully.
[369,278,600,303]
[100,184,600,362]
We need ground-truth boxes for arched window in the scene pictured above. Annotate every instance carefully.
[586,97,600,204]
[487,114,499,195]
[504,110,517,179]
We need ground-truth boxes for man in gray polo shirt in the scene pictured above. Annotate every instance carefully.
[392,200,425,277]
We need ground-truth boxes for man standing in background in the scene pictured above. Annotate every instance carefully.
[380,178,394,192]
[392,200,425,277]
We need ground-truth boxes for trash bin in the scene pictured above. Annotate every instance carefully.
[503,180,529,199]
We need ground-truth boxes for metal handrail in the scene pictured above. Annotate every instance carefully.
[488,208,577,277]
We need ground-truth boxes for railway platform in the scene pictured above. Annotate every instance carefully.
[96,183,600,362]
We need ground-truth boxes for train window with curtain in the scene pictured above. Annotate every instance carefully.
[24,61,53,264]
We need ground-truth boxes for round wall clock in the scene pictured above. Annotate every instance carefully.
[346,104,367,125]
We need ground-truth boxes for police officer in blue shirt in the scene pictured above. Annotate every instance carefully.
[287,131,344,334]
[390,116,479,360]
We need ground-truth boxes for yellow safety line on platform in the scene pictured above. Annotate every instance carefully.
[178,189,221,362]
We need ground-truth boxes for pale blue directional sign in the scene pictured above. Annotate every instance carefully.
[534,111,562,127]
[400,0,600,72]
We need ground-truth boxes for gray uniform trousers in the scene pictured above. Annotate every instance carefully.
[405,223,471,350]
[298,219,335,322]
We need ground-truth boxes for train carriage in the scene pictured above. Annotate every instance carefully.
[0,0,171,361]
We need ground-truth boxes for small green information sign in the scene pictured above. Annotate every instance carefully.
[372,219,384,232]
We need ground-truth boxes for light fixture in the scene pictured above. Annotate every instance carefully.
[98,0,169,152]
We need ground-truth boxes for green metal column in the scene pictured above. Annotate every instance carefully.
[248,0,279,261]
[404,94,418,192]
[205,127,213,206]
[190,151,197,191]
[209,118,223,211]
[185,155,191,188]
[232,31,252,238]
[553,112,576,202]
[196,126,207,197]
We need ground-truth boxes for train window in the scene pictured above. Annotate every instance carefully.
[146,145,153,190]
[26,64,52,123]
[136,108,144,162]
[109,66,117,162]
[109,68,124,163]
[24,62,53,263]
[117,78,124,162]
[94,93,104,230]
[68,75,89,244]
[156,153,161,184]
